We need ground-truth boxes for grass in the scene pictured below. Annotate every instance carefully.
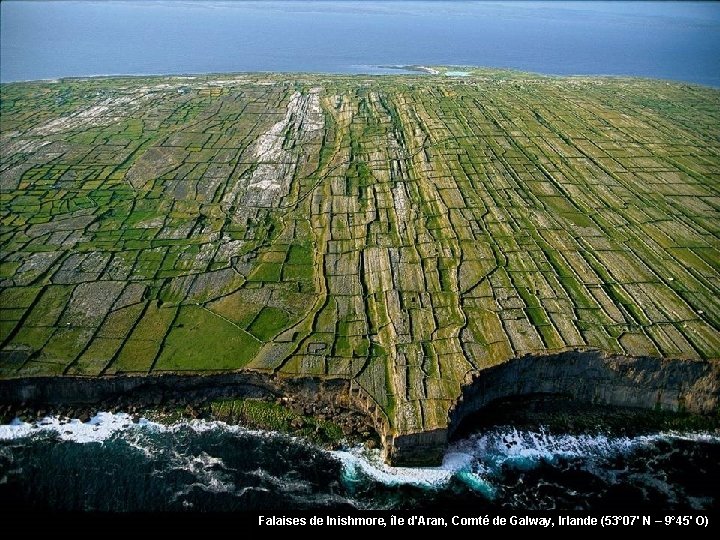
[68,337,123,376]
[287,243,313,265]
[0,262,20,278]
[247,306,290,342]
[154,305,261,370]
[22,286,75,327]
[1,70,718,438]
[247,263,282,283]
[210,398,344,445]
[8,325,55,351]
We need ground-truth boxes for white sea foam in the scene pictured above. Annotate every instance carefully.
[451,427,720,468]
[331,427,720,496]
[0,412,159,443]
[443,426,720,494]
[454,428,639,468]
[0,411,286,444]
[2,413,717,496]
[332,430,622,491]
[169,451,235,496]
[331,447,455,488]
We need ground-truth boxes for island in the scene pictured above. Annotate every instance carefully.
[1,68,718,464]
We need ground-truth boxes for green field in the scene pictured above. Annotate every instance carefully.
[1,68,719,438]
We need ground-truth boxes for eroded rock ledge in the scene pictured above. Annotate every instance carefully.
[0,372,382,444]
[388,350,719,465]
[3,75,720,466]
[2,350,718,466]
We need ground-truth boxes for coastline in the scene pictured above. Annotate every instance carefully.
[1,66,718,90]
[0,373,381,450]
[2,384,717,457]
[0,397,379,451]
[2,70,718,466]
[1,351,718,462]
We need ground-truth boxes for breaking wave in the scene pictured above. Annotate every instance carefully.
[1,413,718,511]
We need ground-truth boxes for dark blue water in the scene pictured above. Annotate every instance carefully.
[1,414,718,511]
[1,1,719,86]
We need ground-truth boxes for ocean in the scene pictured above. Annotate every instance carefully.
[1,413,718,512]
[1,1,719,86]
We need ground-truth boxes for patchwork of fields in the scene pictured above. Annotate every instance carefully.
[1,69,719,438]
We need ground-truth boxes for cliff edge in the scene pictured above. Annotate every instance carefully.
[1,71,719,463]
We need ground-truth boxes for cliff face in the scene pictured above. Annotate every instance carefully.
[0,372,373,432]
[452,351,719,427]
[0,372,274,406]
[2,74,720,466]
[388,351,719,465]
[3,350,716,466]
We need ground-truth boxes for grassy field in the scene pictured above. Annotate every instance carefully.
[1,67,718,437]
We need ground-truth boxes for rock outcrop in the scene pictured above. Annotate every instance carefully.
[2,72,719,465]
[388,350,719,465]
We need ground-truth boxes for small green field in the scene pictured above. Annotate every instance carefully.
[1,69,718,436]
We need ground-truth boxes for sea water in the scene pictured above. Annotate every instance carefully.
[1,1,719,86]
[1,413,718,511]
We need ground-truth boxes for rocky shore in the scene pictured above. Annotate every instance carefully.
[0,373,380,450]
[1,351,719,464]
[0,396,378,450]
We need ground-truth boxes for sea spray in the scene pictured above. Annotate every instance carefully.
[1,414,718,511]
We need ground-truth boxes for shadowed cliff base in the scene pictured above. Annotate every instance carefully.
[1,350,717,465]
[388,350,719,465]
[0,373,381,448]
[2,72,719,466]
